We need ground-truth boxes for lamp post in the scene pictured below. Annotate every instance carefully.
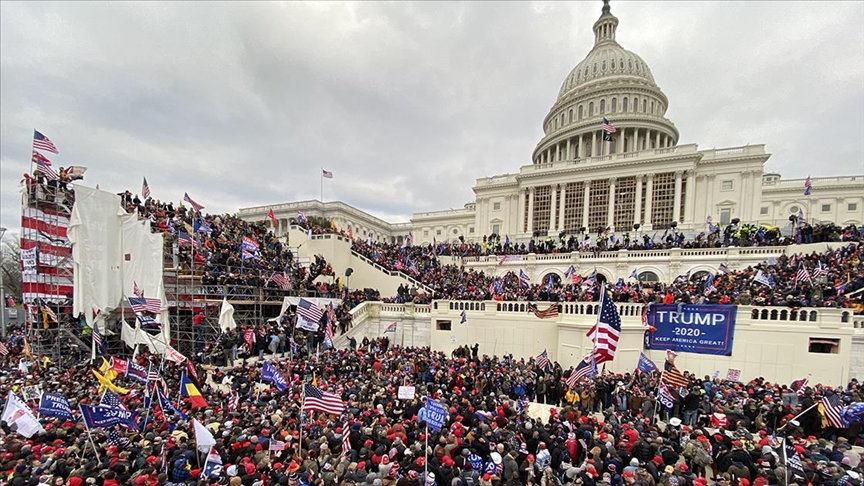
[0,226,7,339]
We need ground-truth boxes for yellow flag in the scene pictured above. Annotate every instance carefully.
[99,357,111,374]
[330,220,337,231]
[312,373,318,387]
[22,339,32,358]
[42,310,49,329]
[337,277,343,291]
[42,356,50,369]
[92,369,130,395]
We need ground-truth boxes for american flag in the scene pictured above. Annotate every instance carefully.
[269,272,293,291]
[303,384,345,416]
[297,298,324,324]
[519,269,530,281]
[567,353,597,387]
[660,365,689,388]
[269,440,286,452]
[602,118,617,134]
[803,176,812,196]
[384,321,397,333]
[793,376,809,397]
[322,169,334,179]
[101,389,127,410]
[177,231,198,248]
[641,304,651,328]
[42,305,58,322]
[228,390,239,411]
[92,326,105,355]
[586,290,621,364]
[718,263,730,274]
[183,192,205,212]
[33,152,59,180]
[142,177,151,199]
[534,349,551,370]
[0,341,8,356]
[341,421,351,455]
[812,261,829,279]
[33,130,59,154]
[820,394,847,428]
[795,265,812,284]
[528,302,559,319]
[107,429,131,449]
[127,296,162,314]
[297,211,307,224]
[133,281,144,298]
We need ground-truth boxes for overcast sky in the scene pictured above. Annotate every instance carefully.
[2,1,863,236]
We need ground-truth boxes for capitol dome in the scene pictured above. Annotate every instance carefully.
[532,0,679,165]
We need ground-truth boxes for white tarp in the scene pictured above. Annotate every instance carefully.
[69,186,125,325]
[271,296,343,322]
[219,298,237,331]
[121,213,170,344]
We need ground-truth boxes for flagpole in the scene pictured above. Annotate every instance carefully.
[320,168,324,202]
[78,405,102,463]
[141,363,155,432]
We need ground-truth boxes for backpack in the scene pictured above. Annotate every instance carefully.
[682,441,698,459]
[461,471,478,486]
[693,446,711,467]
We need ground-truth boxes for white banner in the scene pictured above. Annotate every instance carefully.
[21,248,38,275]
[397,386,416,400]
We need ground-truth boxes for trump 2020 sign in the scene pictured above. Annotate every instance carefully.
[644,304,736,355]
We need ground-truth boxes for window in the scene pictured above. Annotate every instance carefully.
[452,228,458,235]
[492,224,500,235]
[760,207,769,216]
[578,106,584,120]
[651,101,655,113]
[602,60,606,71]
[560,114,565,126]
[633,97,638,112]
[821,204,831,212]
[720,208,732,225]
[628,60,633,70]
[600,99,605,114]
[638,271,660,283]
[436,320,452,331]
[423,230,429,237]
[849,203,858,211]
[493,202,501,211]
[589,102,594,116]
[721,180,733,191]
[790,206,799,215]
[593,63,597,74]
[436,229,442,236]
[808,338,839,354]
[568,109,573,123]
[611,98,617,113]
[555,118,558,129]
[622,97,628,111]
[469,227,474,234]
[642,99,647,112]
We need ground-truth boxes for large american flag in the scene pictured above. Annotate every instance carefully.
[796,265,811,284]
[269,272,293,291]
[0,341,8,356]
[183,192,205,212]
[142,177,151,199]
[92,325,105,356]
[812,261,829,279]
[297,298,324,324]
[820,394,847,429]
[660,365,689,388]
[303,384,345,415]
[602,118,617,134]
[33,130,59,154]
[534,349,551,370]
[127,296,162,314]
[33,152,59,180]
[528,302,559,319]
[586,290,621,364]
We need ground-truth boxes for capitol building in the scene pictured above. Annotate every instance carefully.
[240,1,864,245]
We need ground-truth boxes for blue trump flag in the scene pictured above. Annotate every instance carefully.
[424,398,448,431]
[636,353,658,373]
[261,361,288,392]
[38,393,75,421]
[79,404,139,430]
[125,362,149,385]
[644,304,737,356]
[156,387,187,420]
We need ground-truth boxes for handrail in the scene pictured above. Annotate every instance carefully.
[349,250,435,294]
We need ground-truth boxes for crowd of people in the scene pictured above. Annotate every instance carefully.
[350,237,864,309]
[2,332,862,486]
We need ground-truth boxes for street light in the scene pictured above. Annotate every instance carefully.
[0,226,7,339]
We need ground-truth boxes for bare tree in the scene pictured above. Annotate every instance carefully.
[1,236,22,301]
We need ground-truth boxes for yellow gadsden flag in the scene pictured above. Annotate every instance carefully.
[92,369,130,395]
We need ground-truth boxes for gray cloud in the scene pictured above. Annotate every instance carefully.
[2,1,862,236]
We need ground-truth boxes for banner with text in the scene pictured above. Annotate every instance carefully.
[644,304,736,355]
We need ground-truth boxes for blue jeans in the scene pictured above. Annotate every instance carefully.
[683,409,698,426]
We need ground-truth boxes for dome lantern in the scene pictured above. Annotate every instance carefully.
[593,0,619,46]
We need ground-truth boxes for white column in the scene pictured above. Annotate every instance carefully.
[558,183,567,230]
[644,174,654,229]
[673,170,683,223]
[579,134,585,158]
[655,131,661,149]
[741,171,751,220]
[634,128,640,152]
[634,175,643,225]
[556,144,561,162]
[566,138,571,160]
[582,181,591,229]
[607,177,616,230]
[591,131,597,157]
[706,175,716,220]
[517,189,526,234]
[549,185,558,232]
[684,170,696,224]
[527,188,535,233]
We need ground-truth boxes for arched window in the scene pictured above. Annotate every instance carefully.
[593,63,598,74]
[638,271,660,283]
[569,109,573,123]
[622,97,628,111]
[561,113,565,126]
[600,99,605,114]
[589,102,594,116]
[576,71,581,80]
[542,274,562,287]
[602,61,607,71]
[643,99,647,112]
[611,98,617,113]
[578,105,583,120]
[651,101,655,113]
[633,97,638,112]
[628,60,633,70]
